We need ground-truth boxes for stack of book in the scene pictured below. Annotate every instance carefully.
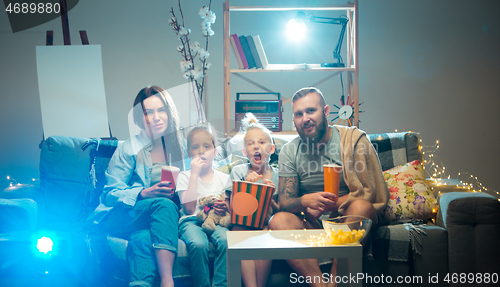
[230,34,269,69]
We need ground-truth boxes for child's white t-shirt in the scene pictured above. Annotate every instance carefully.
[176,169,232,222]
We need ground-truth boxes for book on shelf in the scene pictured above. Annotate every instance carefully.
[230,34,249,69]
[239,35,257,69]
[252,35,269,69]
[246,35,262,69]
[229,36,244,69]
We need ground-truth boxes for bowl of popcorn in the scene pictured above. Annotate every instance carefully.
[322,215,372,245]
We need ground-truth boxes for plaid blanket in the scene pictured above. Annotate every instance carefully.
[368,132,422,171]
[370,220,426,263]
[366,132,426,263]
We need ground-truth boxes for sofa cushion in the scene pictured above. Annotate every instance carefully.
[365,223,448,286]
[382,160,437,222]
[39,136,118,230]
[0,198,38,232]
[437,192,500,277]
[368,132,422,171]
[40,136,93,230]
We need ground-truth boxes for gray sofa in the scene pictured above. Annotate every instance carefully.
[31,131,500,286]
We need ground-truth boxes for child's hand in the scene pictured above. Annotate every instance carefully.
[212,200,228,215]
[263,179,275,187]
[190,157,205,176]
[245,172,263,182]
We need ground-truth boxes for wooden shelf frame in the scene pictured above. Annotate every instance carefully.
[223,0,359,135]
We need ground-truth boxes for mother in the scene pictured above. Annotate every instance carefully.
[90,85,186,287]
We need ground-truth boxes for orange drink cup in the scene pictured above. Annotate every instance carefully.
[161,166,180,192]
[323,164,341,201]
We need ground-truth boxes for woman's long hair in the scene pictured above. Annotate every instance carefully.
[133,85,185,169]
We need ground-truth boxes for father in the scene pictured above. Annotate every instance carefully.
[269,87,389,287]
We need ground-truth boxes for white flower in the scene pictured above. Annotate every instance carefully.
[201,21,211,30]
[176,44,184,52]
[202,26,215,37]
[201,21,215,36]
[192,66,204,80]
[183,70,193,79]
[199,49,210,60]
[204,62,212,69]
[180,60,193,72]
[204,11,216,24]
[191,41,200,54]
[179,27,191,36]
[198,6,209,18]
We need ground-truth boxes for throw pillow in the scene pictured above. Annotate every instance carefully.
[383,160,437,222]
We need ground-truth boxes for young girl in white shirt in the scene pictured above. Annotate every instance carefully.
[176,125,231,287]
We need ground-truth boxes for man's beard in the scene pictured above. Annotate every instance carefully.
[296,114,328,145]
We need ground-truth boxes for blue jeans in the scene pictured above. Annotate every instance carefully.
[100,198,179,287]
[179,217,228,287]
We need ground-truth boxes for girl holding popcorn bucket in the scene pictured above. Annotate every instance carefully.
[230,113,279,287]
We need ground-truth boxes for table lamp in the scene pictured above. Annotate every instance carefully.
[287,11,349,67]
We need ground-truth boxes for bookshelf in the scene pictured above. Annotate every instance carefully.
[222,0,358,135]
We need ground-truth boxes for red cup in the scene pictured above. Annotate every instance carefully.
[161,166,180,191]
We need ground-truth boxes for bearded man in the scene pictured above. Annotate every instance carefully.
[269,87,389,287]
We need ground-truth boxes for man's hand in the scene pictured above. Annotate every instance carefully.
[305,207,323,223]
[212,199,228,216]
[301,192,338,213]
[141,181,174,198]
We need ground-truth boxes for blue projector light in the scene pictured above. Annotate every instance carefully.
[36,236,53,254]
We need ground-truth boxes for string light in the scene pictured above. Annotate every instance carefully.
[4,175,38,190]
[421,139,446,181]
[420,138,497,198]
[6,175,20,187]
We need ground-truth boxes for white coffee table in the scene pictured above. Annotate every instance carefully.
[226,229,363,287]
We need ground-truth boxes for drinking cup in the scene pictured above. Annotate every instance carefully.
[323,164,341,201]
[161,166,180,192]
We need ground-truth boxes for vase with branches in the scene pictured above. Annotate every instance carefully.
[169,0,215,124]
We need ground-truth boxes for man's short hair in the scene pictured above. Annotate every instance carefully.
[292,87,326,107]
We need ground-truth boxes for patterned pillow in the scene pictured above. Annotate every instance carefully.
[383,160,437,222]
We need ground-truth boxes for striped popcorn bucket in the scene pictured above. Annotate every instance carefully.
[230,180,275,229]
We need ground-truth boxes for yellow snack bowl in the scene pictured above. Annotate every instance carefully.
[322,215,372,245]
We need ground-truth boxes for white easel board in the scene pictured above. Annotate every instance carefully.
[36,45,109,138]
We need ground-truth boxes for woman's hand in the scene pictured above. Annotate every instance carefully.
[140,181,174,198]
